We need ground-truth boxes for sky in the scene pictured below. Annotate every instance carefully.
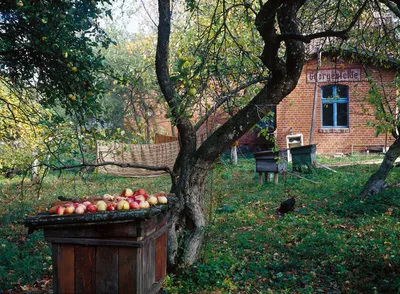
[103,0,158,35]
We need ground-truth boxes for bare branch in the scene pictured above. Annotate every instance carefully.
[279,0,369,43]
[44,161,177,188]
[194,76,268,131]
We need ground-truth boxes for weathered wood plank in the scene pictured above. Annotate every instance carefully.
[143,216,167,238]
[155,232,167,282]
[75,245,96,294]
[44,222,139,239]
[118,247,138,294]
[47,237,145,247]
[51,243,59,294]
[57,244,75,294]
[96,246,118,294]
[143,240,156,291]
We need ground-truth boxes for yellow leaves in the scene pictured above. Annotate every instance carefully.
[0,81,53,169]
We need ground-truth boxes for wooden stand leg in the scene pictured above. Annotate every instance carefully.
[282,172,287,181]
[274,173,279,184]
[258,172,263,184]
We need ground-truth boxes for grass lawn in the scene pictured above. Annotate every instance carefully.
[0,155,399,293]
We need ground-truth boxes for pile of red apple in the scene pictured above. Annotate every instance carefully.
[48,188,168,216]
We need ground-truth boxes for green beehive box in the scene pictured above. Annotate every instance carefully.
[290,144,317,169]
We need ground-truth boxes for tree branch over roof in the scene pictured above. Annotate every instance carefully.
[278,0,369,43]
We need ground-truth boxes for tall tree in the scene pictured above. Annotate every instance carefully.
[354,1,400,196]
[155,0,379,267]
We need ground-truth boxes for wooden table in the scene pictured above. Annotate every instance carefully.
[24,205,170,294]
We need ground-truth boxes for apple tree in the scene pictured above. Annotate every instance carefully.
[356,2,400,196]
[328,1,400,196]
[0,0,116,179]
[154,0,400,268]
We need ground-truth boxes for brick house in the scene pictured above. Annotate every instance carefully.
[273,54,397,154]
[230,54,395,154]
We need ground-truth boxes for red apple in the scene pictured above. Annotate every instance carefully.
[158,196,168,204]
[56,206,65,215]
[117,200,130,210]
[137,188,146,195]
[75,206,85,214]
[64,206,75,214]
[121,189,133,197]
[82,201,92,207]
[147,196,158,206]
[49,206,58,214]
[129,201,140,210]
[139,201,150,209]
[78,204,87,211]
[107,203,115,211]
[135,195,146,202]
[97,201,107,211]
[87,204,98,213]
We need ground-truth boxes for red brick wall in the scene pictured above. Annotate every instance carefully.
[276,56,396,154]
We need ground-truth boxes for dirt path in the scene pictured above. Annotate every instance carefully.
[324,158,400,167]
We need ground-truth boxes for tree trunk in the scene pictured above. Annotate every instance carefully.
[360,139,400,196]
[167,155,211,269]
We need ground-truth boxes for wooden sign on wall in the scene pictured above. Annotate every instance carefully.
[306,68,361,83]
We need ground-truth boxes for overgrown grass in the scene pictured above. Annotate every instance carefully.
[0,157,399,293]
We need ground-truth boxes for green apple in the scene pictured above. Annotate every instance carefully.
[188,88,197,96]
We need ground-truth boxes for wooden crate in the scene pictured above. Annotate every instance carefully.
[25,206,169,294]
[290,144,317,169]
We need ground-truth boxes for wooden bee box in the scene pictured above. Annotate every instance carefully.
[24,206,170,294]
[290,144,317,170]
[253,150,287,173]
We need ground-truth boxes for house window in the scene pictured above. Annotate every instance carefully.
[321,84,349,128]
